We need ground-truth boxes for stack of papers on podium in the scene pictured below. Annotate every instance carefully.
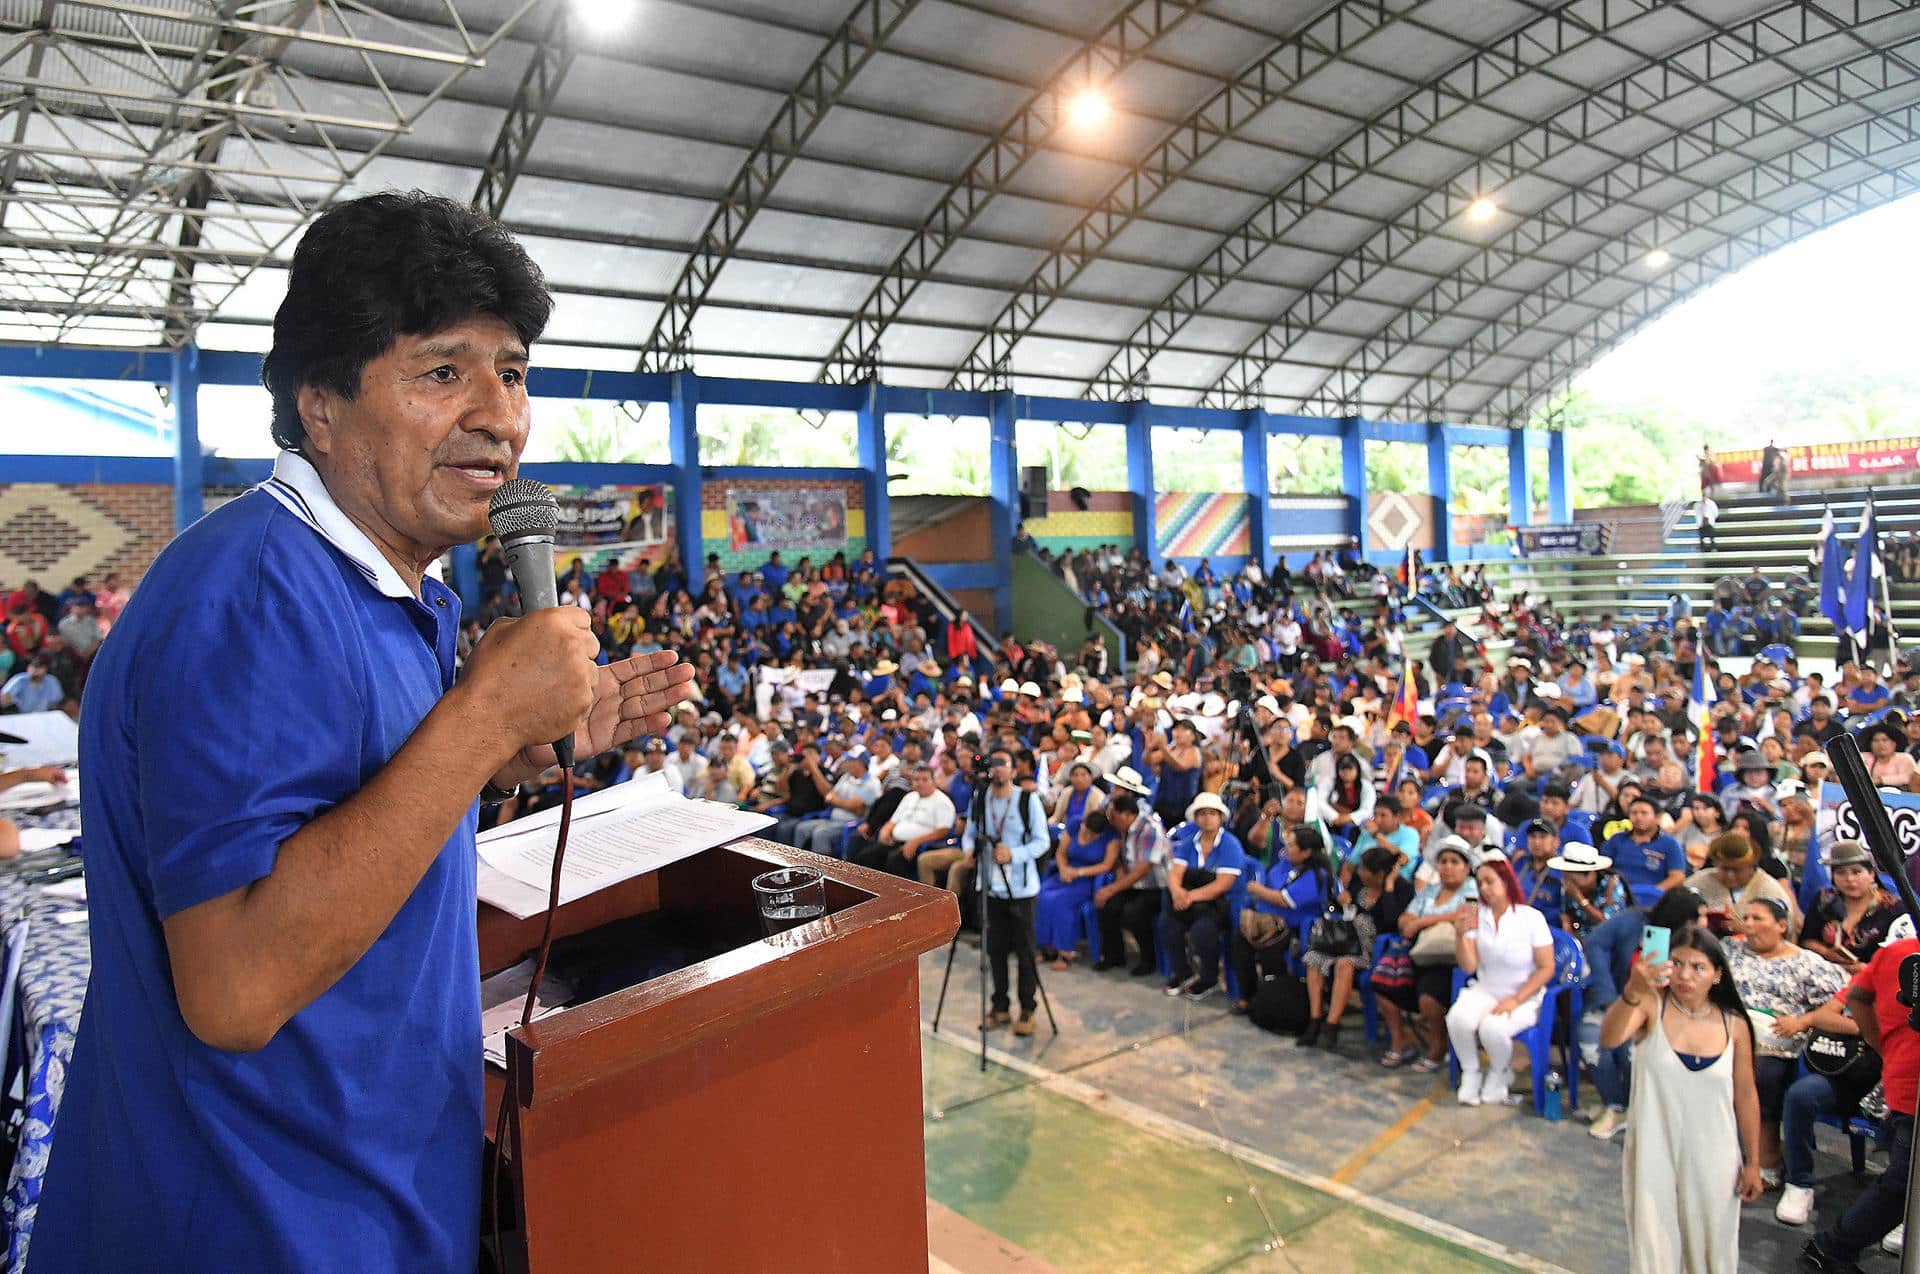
[476,771,775,919]
[0,712,79,769]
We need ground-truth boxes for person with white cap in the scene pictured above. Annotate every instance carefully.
[1163,791,1248,1001]
[1095,770,1169,976]
[1381,837,1478,1072]
[1547,841,1629,939]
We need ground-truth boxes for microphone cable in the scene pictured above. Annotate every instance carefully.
[487,767,576,1272]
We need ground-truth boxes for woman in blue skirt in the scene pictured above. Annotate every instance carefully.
[1037,807,1120,968]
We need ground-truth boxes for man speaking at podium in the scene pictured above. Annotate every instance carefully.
[31,193,694,1272]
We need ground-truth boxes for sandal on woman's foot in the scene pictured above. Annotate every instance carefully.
[1410,1054,1444,1073]
[1379,1047,1417,1068]
[1049,958,1070,971]
[1230,1000,1251,1015]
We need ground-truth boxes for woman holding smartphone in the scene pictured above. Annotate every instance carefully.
[1604,924,1764,1273]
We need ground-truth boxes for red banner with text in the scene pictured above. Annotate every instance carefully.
[1707,437,1920,486]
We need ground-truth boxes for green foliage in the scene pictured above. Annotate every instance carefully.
[1364,440,1423,494]
[1268,435,1344,494]
[529,400,668,464]
[1152,427,1243,490]
[696,407,857,467]
[1016,420,1128,491]
[891,415,992,495]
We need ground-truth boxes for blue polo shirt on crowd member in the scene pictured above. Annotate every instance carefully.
[760,557,789,592]
[1849,680,1892,716]
[34,452,479,1273]
[1172,830,1250,893]
[1249,855,1327,936]
[1602,827,1690,906]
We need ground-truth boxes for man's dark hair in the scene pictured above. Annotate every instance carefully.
[1109,791,1140,816]
[1542,782,1572,802]
[262,191,552,451]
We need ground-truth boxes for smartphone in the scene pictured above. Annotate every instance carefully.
[1640,924,1671,965]
[1704,909,1734,937]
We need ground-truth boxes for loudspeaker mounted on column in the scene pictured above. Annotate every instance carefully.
[1019,466,1049,520]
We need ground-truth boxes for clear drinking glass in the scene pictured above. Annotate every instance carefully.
[753,865,827,936]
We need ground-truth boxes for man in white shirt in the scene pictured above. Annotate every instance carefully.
[636,737,683,795]
[666,732,708,798]
[791,751,882,858]
[876,765,958,879]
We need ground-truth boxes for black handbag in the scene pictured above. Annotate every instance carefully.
[1805,1030,1880,1089]
[1306,868,1360,958]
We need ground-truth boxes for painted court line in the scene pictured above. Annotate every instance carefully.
[924,1022,1574,1274]
[1329,1089,1440,1186]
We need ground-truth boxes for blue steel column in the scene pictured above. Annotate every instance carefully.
[1427,424,1453,563]
[171,344,202,533]
[1340,415,1367,557]
[856,380,890,562]
[668,371,703,583]
[1241,409,1269,569]
[988,390,1018,632]
[1508,430,1535,529]
[450,544,480,612]
[1547,428,1572,524]
[1125,400,1155,567]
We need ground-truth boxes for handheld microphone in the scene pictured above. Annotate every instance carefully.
[487,477,575,769]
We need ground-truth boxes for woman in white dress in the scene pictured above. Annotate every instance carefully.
[1603,924,1764,1272]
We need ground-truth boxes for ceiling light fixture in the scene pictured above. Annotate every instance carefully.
[1646,248,1671,268]
[1066,88,1111,130]
[1466,197,1498,223]
[573,0,634,36]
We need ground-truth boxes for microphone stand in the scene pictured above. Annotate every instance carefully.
[1827,736,1920,1274]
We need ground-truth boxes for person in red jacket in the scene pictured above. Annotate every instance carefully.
[945,610,980,673]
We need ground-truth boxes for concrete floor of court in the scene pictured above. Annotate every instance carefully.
[918,943,1896,1274]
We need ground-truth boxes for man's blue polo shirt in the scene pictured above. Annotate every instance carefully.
[34,451,480,1272]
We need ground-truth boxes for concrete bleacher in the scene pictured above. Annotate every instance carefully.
[1472,483,1920,660]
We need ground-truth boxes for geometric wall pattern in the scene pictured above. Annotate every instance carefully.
[0,482,173,588]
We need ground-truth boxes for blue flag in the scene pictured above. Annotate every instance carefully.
[1845,494,1877,639]
[1818,507,1846,636]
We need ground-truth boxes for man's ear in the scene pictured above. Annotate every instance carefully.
[297,384,337,458]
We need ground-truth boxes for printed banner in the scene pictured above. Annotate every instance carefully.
[540,484,674,577]
[1817,781,1920,863]
[727,485,848,552]
[755,666,838,721]
[1514,523,1611,558]
[555,486,669,548]
[1708,438,1920,486]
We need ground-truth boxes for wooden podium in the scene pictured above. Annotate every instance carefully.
[478,836,959,1273]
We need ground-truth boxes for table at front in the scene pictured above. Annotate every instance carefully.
[0,806,86,1274]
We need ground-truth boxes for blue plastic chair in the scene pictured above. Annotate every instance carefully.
[1448,928,1586,1115]
[1799,1054,1885,1174]
[1079,871,1117,964]
[1356,931,1397,1048]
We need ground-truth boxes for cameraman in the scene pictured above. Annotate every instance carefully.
[958,748,1050,1036]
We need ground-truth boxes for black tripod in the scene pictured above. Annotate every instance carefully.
[931,762,1059,1072]
[1829,736,1920,1274]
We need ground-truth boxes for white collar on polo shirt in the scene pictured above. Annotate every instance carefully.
[259,450,415,601]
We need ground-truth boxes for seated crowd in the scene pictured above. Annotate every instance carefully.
[11,534,1913,1238]
[461,535,1920,1240]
